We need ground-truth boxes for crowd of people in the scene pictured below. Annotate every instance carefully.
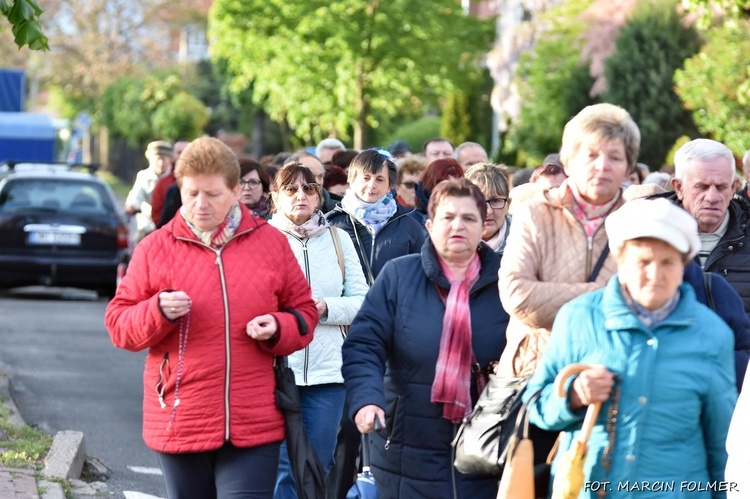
[106,103,750,499]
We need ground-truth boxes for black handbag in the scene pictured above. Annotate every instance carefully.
[452,374,530,475]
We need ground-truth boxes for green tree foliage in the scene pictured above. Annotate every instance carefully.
[151,92,211,142]
[504,1,594,167]
[682,0,750,27]
[602,1,702,168]
[385,116,442,154]
[99,72,210,145]
[675,20,750,154]
[441,90,472,146]
[209,0,494,149]
[1,0,47,50]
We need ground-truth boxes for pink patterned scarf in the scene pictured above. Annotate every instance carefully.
[431,252,482,423]
[569,183,621,238]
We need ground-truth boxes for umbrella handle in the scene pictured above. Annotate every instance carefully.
[554,363,590,397]
[554,363,601,445]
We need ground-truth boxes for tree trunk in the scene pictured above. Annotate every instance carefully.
[251,110,265,159]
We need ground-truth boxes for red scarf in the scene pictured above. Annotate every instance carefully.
[431,252,481,423]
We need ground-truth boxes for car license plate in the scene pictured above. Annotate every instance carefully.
[28,232,81,246]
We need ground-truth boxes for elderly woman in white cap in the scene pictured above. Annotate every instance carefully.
[525,198,736,497]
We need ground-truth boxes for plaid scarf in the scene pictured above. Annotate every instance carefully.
[569,183,621,238]
[341,189,397,234]
[269,210,328,239]
[431,252,482,423]
[181,203,242,248]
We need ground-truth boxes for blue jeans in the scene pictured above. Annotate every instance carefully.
[274,383,346,499]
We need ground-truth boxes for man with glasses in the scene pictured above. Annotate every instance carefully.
[454,141,489,170]
[422,137,455,163]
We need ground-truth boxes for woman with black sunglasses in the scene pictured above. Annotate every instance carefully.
[268,161,369,499]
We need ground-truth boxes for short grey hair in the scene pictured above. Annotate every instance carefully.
[315,138,346,159]
[454,142,487,162]
[673,139,735,180]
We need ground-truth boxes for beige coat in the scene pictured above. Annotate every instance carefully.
[498,180,625,377]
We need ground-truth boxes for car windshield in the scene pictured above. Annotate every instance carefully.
[0,178,116,215]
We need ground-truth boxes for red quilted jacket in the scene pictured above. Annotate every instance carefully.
[105,206,317,453]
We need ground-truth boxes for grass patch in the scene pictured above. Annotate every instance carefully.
[98,170,131,200]
[0,401,52,468]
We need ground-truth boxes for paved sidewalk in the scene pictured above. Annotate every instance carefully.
[0,466,39,499]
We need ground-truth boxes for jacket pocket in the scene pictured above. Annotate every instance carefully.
[154,353,171,409]
[384,395,400,451]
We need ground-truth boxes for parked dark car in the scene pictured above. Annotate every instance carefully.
[0,162,129,297]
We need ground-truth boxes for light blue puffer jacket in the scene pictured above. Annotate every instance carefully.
[526,276,737,498]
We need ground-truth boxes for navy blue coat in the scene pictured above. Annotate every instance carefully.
[684,261,750,391]
[326,204,425,283]
[342,239,509,499]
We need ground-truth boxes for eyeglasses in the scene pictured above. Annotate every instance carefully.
[486,197,508,210]
[401,181,416,189]
[240,179,262,189]
[279,183,320,196]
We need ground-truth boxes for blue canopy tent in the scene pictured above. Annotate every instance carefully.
[0,112,56,163]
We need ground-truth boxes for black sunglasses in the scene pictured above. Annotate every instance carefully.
[280,183,320,196]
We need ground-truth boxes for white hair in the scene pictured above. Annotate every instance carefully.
[315,138,346,158]
[673,138,735,180]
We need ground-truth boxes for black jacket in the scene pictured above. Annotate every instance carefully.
[655,191,750,320]
[326,204,425,283]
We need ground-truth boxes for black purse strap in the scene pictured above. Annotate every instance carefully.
[588,245,610,283]
[703,272,716,311]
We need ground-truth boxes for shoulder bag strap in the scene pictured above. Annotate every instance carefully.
[588,244,610,283]
[703,271,716,311]
[329,227,345,281]
[348,213,375,285]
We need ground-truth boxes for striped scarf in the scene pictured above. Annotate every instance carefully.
[341,190,397,234]
[431,252,482,423]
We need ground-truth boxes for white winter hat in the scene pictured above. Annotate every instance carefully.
[606,198,701,260]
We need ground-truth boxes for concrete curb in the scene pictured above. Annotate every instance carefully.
[38,480,65,499]
[0,367,87,494]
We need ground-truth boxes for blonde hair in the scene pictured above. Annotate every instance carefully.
[560,103,641,173]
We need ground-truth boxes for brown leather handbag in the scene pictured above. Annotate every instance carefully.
[496,391,542,499]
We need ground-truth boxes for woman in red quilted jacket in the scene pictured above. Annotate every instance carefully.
[105,137,318,499]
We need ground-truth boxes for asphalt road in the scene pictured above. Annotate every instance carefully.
[0,287,167,498]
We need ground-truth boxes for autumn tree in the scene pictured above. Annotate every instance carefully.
[37,0,178,119]
[209,0,494,149]
[602,1,702,168]
[503,0,594,166]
